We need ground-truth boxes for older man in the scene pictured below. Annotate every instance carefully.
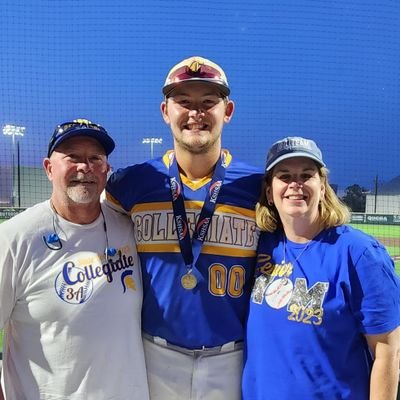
[0,119,149,399]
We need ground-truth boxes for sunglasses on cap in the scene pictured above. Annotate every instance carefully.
[171,64,224,81]
[163,64,230,97]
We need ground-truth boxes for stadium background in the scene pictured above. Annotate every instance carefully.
[0,0,399,367]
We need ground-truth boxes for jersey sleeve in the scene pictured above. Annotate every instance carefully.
[105,168,132,214]
[350,240,400,335]
[105,161,166,215]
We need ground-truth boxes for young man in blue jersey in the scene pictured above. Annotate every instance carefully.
[106,56,263,399]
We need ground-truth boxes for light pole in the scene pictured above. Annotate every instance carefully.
[142,137,163,159]
[373,175,378,213]
[2,124,26,207]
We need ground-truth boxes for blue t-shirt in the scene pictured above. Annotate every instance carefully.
[242,225,400,400]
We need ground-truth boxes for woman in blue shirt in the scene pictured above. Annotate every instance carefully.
[242,136,400,400]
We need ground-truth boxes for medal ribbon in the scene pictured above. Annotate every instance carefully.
[168,151,227,271]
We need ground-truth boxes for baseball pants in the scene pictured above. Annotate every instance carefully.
[143,335,243,400]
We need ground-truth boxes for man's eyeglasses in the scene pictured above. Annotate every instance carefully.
[47,119,108,157]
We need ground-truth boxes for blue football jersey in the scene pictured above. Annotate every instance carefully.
[106,150,263,348]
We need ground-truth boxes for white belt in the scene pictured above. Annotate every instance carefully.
[143,332,243,356]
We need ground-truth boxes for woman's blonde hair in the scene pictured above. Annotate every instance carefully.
[256,166,350,232]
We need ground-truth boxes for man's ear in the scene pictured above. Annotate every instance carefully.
[224,100,235,123]
[43,158,53,181]
[160,100,170,124]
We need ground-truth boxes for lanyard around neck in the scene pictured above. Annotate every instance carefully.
[168,151,227,269]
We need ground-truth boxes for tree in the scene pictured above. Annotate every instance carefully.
[341,184,368,212]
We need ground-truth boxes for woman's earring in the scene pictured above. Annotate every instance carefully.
[268,200,273,206]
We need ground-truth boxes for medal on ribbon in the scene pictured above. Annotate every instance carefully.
[168,151,227,290]
[181,269,198,290]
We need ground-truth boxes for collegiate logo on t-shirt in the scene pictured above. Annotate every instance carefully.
[54,249,136,304]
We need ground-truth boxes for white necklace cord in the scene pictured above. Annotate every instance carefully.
[282,234,313,264]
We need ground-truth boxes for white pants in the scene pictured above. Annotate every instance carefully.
[143,336,243,400]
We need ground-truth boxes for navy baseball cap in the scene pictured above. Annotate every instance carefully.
[162,56,230,97]
[47,118,115,157]
[265,136,326,172]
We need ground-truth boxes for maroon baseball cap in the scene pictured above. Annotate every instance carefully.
[162,56,230,97]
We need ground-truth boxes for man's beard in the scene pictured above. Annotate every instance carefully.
[66,185,98,204]
[66,173,99,204]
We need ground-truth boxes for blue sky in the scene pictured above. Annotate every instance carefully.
[1,0,399,191]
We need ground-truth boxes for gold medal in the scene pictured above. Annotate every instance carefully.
[181,272,197,290]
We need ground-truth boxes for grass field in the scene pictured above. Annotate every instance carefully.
[350,223,400,275]
[350,223,400,238]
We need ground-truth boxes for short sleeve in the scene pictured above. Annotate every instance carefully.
[350,241,400,334]
[0,228,17,328]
